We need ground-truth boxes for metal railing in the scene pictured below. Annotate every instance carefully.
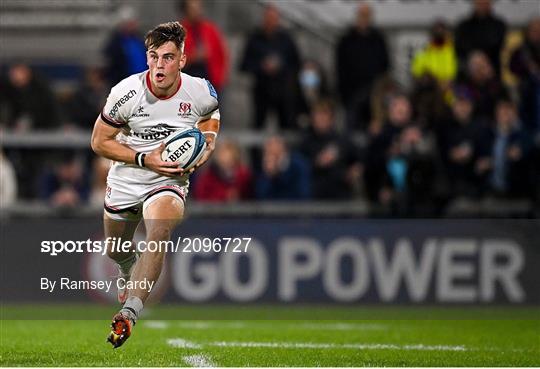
[0,197,534,219]
[0,130,367,149]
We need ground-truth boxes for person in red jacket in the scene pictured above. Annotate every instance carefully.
[179,0,229,93]
[193,139,253,202]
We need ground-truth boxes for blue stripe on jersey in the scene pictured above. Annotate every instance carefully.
[206,79,218,101]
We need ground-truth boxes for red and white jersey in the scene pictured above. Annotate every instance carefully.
[101,70,219,188]
[101,70,219,152]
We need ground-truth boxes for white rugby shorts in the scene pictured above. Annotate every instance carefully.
[104,180,188,221]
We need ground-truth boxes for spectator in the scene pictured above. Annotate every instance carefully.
[365,94,444,215]
[464,51,505,122]
[411,74,449,129]
[0,150,17,208]
[38,154,89,207]
[0,63,60,131]
[103,6,147,86]
[388,125,441,216]
[411,20,457,88]
[475,98,532,197]
[336,2,389,130]
[193,139,253,202]
[297,60,330,125]
[256,136,311,200]
[510,17,540,136]
[299,100,362,199]
[240,4,301,130]
[439,87,481,197]
[455,0,507,75]
[179,0,229,93]
[64,67,108,129]
[409,21,455,128]
[364,94,413,203]
[369,76,402,132]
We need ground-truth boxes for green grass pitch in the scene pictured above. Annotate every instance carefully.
[1,305,539,366]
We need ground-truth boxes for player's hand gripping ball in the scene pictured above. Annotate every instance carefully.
[161,128,207,170]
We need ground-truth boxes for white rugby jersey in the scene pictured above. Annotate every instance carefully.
[100,71,219,188]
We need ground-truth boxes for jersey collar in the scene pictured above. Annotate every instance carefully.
[146,71,182,100]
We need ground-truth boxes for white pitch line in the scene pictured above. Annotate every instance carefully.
[298,322,387,331]
[168,337,466,352]
[182,354,215,367]
[210,341,467,352]
[177,322,215,329]
[177,321,248,329]
[176,321,385,331]
[167,338,202,349]
[144,321,169,329]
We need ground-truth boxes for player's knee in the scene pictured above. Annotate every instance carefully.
[143,195,185,221]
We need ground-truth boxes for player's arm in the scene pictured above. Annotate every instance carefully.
[91,117,182,177]
[191,116,220,172]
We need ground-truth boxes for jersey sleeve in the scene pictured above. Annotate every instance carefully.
[195,79,220,121]
[100,82,137,128]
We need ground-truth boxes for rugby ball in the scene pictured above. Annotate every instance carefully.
[161,128,207,170]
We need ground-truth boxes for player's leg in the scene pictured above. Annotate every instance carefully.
[128,194,184,305]
[103,211,141,303]
[109,189,184,348]
[104,187,146,349]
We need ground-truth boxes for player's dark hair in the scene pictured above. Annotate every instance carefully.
[145,21,186,51]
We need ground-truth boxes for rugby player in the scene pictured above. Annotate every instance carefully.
[91,21,220,348]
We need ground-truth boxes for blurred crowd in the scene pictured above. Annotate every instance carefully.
[1,0,539,216]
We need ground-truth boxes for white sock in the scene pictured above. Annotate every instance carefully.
[121,296,143,324]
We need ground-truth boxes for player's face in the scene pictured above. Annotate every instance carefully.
[147,41,186,93]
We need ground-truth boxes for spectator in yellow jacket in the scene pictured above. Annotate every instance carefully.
[411,20,458,87]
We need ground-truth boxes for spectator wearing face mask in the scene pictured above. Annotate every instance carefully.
[297,60,330,127]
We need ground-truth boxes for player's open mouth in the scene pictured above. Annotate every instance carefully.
[155,73,165,82]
